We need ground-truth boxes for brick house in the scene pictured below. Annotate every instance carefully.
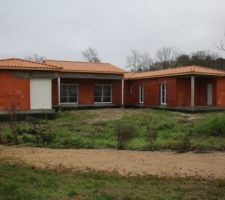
[0,58,225,114]
[0,58,124,113]
[124,66,225,110]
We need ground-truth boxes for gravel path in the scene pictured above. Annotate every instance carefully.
[0,145,225,179]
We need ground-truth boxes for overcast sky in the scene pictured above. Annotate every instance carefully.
[0,0,225,68]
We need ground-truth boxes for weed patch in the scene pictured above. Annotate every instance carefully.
[1,109,225,151]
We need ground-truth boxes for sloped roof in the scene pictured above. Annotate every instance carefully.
[125,65,225,80]
[0,58,61,71]
[1,59,224,79]
[44,60,126,74]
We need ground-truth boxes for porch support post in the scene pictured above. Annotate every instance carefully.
[121,78,124,107]
[57,76,61,107]
[191,75,195,107]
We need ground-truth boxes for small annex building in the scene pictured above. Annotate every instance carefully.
[124,66,225,110]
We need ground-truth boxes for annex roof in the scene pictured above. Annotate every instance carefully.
[124,65,225,80]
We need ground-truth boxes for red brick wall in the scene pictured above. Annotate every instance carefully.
[176,77,191,106]
[175,76,217,106]
[125,76,219,107]
[216,77,225,106]
[1,71,222,111]
[0,70,30,111]
[52,78,122,106]
[124,77,177,106]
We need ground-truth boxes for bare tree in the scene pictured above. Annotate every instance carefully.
[126,50,141,72]
[25,54,45,63]
[155,47,178,69]
[140,53,154,71]
[6,91,23,144]
[126,50,154,72]
[82,47,101,62]
[216,33,225,52]
[127,47,225,72]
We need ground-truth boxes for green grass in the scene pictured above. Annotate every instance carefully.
[55,110,96,122]
[1,109,225,151]
[0,160,225,200]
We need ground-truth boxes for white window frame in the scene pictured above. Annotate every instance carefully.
[139,85,144,104]
[160,83,167,105]
[60,84,79,104]
[94,84,112,103]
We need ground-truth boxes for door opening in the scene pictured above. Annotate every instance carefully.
[207,83,213,106]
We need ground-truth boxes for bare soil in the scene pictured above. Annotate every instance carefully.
[0,145,225,179]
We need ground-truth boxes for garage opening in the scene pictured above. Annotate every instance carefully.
[30,79,52,109]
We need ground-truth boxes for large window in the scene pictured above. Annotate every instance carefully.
[160,83,167,105]
[60,84,78,103]
[94,85,112,103]
[139,85,144,103]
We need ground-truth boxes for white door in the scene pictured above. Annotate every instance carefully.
[30,79,52,109]
[207,83,213,106]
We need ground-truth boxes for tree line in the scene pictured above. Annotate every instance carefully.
[25,34,225,72]
[126,47,225,72]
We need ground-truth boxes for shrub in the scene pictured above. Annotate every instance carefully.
[29,119,56,145]
[62,137,84,149]
[0,126,14,144]
[51,129,94,149]
[144,114,158,150]
[8,120,20,144]
[19,134,37,144]
[7,103,22,144]
[194,113,225,137]
[0,131,14,144]
[39,131,55,144]
[175,133,192,152]
[115,119,137,150]
[145,127,158,150]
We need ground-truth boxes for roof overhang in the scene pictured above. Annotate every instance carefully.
[59,72,123,80]
[126,72,225,80]
[0,66,60,72]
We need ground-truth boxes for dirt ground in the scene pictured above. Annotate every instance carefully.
[0,145,225,179]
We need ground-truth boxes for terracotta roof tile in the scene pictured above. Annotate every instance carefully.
[1,59,224,79]
[44,60,126,74]
[125,65,225,80]
[124,72,136,79]
[0,58,61,71]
